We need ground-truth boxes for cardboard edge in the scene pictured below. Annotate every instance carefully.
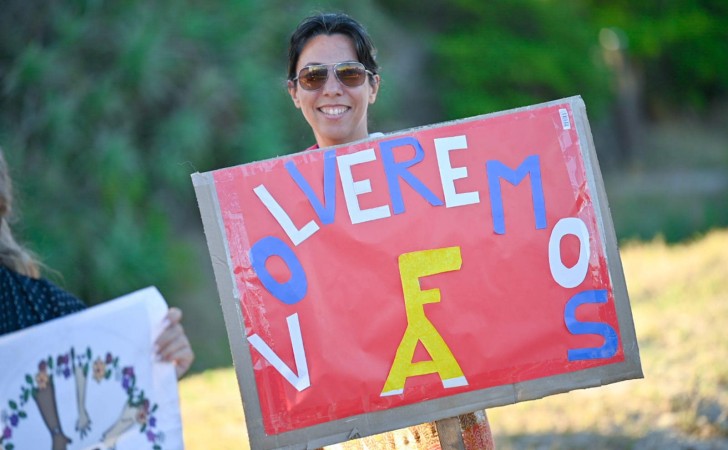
[569,97,644,378]
[258,360,642,449]
[191,172,268,447]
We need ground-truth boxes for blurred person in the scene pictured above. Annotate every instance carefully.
[286,13,494,449]
[0,148,194,379]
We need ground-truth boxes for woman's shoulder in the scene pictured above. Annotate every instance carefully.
[0,265,86,335]
[0,264,33,287]
[1,265,59,292]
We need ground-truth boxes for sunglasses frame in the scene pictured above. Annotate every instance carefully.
[293,61,375,91]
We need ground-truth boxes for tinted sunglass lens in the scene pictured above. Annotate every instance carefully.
[299,66,328,90]
[335,63,367,87]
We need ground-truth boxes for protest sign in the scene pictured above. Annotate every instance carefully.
[0,287,184,450]
[192,96,642,449]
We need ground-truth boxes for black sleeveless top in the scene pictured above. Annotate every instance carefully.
[0,265,86,335]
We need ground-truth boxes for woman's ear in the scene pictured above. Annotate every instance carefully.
[288,80,301,109]
[368,74,380,104]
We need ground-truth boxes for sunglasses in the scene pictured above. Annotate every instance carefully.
[293,61,374,91]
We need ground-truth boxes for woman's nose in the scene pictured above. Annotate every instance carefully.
[321,68,343,95]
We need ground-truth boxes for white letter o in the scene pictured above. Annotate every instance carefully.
[549,217,590,288]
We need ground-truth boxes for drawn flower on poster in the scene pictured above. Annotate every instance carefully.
[0,346,164,450]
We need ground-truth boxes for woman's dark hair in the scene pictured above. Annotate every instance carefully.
[288,12,378,84]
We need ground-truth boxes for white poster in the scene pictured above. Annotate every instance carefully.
[0,287,183,450]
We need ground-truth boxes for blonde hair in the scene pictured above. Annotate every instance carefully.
[0,149,40,278]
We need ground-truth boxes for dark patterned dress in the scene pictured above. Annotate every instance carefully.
[0,265,86,335]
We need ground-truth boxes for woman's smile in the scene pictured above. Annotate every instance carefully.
[319,105,350,117]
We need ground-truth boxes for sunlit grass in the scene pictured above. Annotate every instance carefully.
[179,367,249,449]
[178,229,728,449]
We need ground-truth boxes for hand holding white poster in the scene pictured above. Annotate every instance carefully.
[0,287,183,450]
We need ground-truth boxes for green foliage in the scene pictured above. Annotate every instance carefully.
[429,0,612,120]
[0,0,304,302]
[379,0,727,120]
[587,0,728,116]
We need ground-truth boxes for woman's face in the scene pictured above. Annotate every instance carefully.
[288,33,379,148]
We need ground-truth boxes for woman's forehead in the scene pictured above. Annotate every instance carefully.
[298,34,356,69]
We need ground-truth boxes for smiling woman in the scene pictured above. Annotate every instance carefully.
[287,14,380,150]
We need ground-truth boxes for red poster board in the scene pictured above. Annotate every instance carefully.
[193,97,642,449]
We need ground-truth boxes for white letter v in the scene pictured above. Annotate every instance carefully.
[246,313,311,391]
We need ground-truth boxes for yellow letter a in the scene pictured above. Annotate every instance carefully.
[381,246,468,397]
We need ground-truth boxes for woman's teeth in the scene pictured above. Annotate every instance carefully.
[320,106,348,116]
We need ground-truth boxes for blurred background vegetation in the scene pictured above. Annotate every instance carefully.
[1,0,726,376]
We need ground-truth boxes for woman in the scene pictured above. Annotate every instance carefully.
[286,13,494,449]
[0,149,194,379]
[287,12,380,150]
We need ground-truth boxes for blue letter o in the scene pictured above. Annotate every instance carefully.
[250,236,308,305]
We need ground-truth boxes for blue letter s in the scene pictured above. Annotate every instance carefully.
[564,289,619,361]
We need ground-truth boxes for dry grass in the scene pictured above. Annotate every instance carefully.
[179,367,249,449]
[178,229,728,449]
